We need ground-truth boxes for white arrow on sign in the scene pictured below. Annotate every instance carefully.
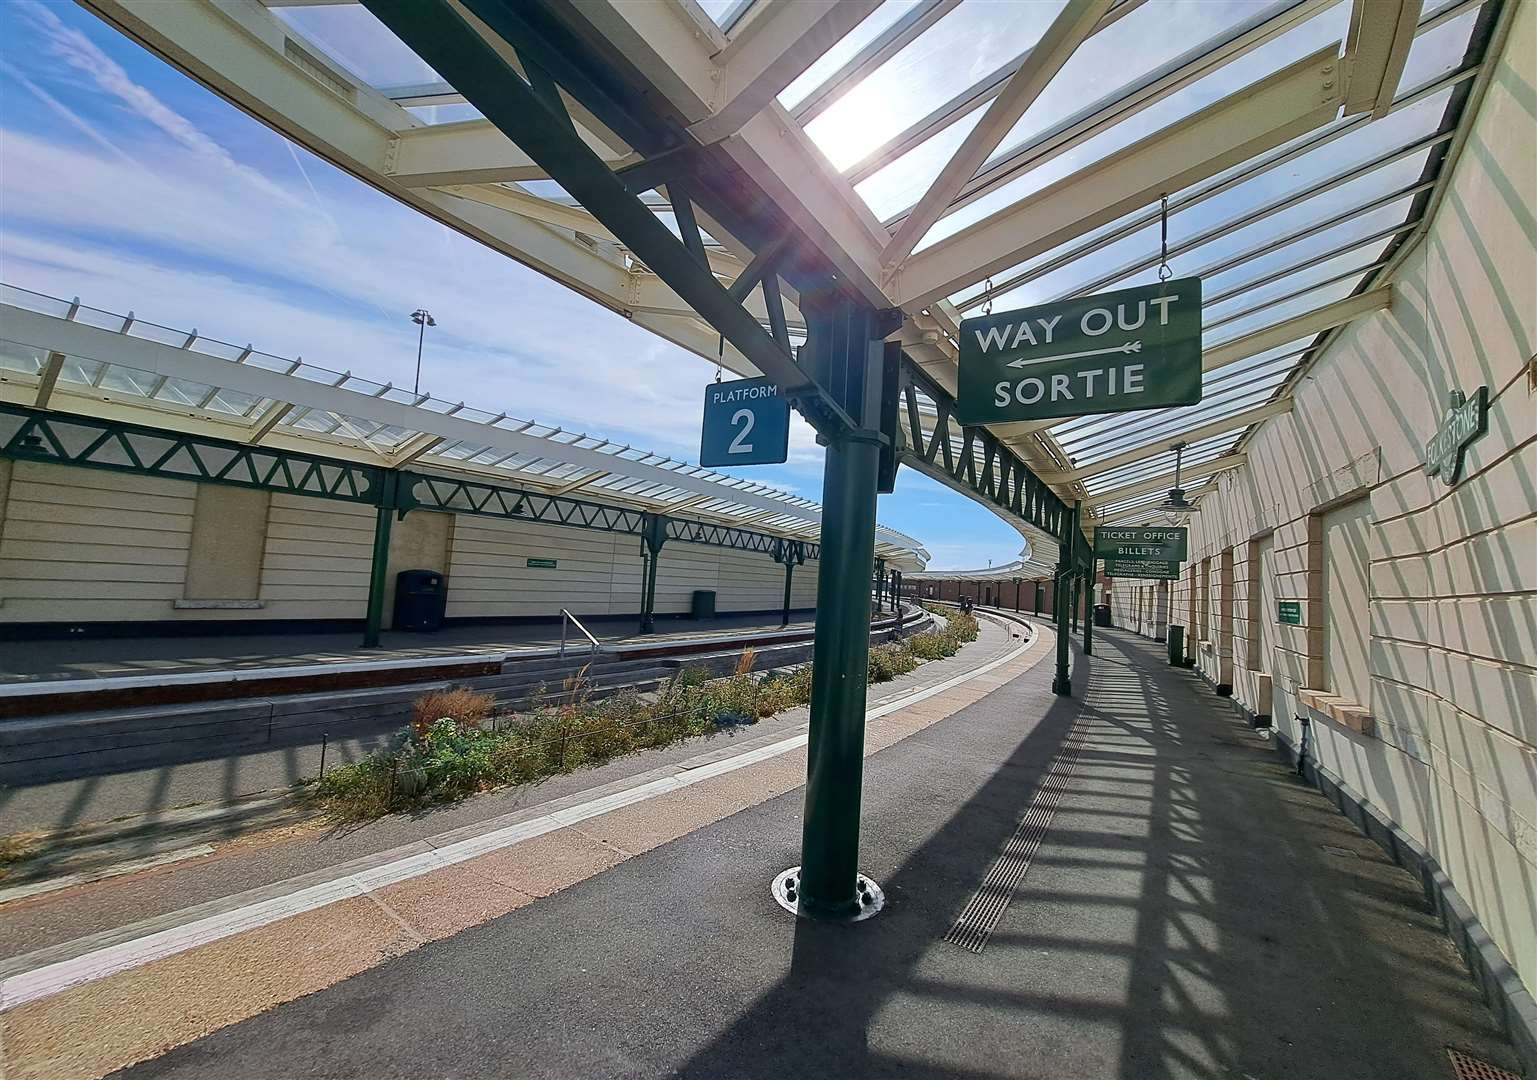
[1005,340,1143,369]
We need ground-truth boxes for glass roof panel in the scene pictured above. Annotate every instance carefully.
[805,0,1069,172]
[1395,5,1481,95]
[405,103,483,125]
[698,0,755,31]
[855,107,986,221]
[953,77,1456,312]
[985,0,1303,171]
[910,0,1354,251]
[779,0,925,111]
[1200,193,1419,293]
[271,4,441,88]
[1203,239,1391,323]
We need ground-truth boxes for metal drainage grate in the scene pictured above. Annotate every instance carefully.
[945,716,1090,953]
[1447,1047,1522,1080]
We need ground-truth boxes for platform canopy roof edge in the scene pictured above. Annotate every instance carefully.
[0,284,930,568]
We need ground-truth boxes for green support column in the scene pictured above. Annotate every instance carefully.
[874,558,886,612]
[779,541,797,628]
[1082,564,1095,656]
[362,471,401,649]
[791,293,894,922]
[798,425,883,917]
[639,514,666,634]
[1071,574,1081,634]
[1052,502,1079,696]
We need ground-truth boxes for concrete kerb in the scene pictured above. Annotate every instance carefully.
[1275,729,1537,1076]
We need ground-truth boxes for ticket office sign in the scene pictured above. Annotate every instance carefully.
[1093,526,1188,562]
[957,277,1202,424]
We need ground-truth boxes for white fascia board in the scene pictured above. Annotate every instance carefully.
[689,0,884,145]
[0,305,825,526]
[891,46,1347,309]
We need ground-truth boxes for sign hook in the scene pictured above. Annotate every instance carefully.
[1157,193,1173,282]
[715,334,724,383]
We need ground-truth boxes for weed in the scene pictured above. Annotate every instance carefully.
[317,605,983,821]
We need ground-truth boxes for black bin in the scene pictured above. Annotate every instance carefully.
[394,569,447,632]
[691,589,716,620]
[1167,624,1185,667]
[1093,604,1112,628]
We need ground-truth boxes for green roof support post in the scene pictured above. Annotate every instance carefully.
[875,557,886,612]
[362,470,402,649]
[1082,560,1095,657]
[777,540,800,629]
[1052,502,1079,696]
[639,513,666,634]
[790,295,896,923]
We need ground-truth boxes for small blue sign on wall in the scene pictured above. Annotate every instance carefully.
[700,376,790,467]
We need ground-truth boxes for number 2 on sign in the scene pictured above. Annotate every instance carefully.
[728,408,755,454]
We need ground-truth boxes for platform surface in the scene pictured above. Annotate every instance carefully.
[0,611,821,684]
[1,623,1521,1080]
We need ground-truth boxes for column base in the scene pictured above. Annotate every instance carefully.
[772,866,884,922]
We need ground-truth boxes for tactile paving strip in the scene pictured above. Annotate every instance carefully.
[944,712,1091,953]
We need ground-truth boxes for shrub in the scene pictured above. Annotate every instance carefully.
[411,687,494,741]
[867,642,918,683]
[316,605,983,821]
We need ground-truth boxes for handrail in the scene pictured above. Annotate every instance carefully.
[560,608,601,657]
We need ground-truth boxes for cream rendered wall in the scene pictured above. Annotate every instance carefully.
[1139,3,1537,993]
[0,469,828,627]
[0,461,193,622]
[256,494,375,621]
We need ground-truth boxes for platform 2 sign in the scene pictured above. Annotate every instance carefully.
[1093,526,1188,562]
[1103,557,1181,580]
[700,376,790,467]
[957,277,1203,424]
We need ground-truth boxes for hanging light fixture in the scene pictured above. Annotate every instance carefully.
[1158,441,1195,521]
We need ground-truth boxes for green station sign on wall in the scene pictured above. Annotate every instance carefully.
[1103,557,1181,580]
[1277,600,1302,625]
[1423,385,1488,486]
[526,558,558,569]
[1093,526,1188,561]
[957,277,1203,424]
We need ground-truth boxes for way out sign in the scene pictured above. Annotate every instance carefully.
[700,376,790,467]
[957,277,1202,424]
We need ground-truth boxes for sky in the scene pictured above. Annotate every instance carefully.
[0,0,1026,571]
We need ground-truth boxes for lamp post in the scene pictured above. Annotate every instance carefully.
[410,308,436,395]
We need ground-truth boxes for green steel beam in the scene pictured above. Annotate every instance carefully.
[0,404,381,504]
[897,364,1071,540]
[0,405,817,565]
